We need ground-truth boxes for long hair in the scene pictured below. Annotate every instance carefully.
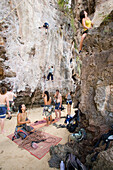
[44,91,50,102]
[80,10,85,23]
[0,87,7,95]
[18,104,22,113]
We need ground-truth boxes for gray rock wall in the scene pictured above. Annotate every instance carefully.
[0,0,76,106]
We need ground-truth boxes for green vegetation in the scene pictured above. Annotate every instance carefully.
[58,0,76,33]
[103,15,112,22]
[58,0,69,11]
[71,16,76,33]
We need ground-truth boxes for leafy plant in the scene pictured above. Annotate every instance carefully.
[71,16,76,32]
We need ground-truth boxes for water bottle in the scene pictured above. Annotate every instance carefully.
[60,161,65,170]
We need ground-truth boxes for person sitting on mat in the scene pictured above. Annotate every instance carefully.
[47,66,54,82]
[66,91,73,116]
[42,91,52,125]
[79,10,93,53]
[13,104,34,140]
[39,22,49,34]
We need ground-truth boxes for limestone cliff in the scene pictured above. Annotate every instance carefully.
[0,0,76,106]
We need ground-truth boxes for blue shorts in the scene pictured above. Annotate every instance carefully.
[0,106,7,119]
[55,103,60,110]
[66,100,72,105]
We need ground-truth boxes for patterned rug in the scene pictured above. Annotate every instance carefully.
[7,131,62,160]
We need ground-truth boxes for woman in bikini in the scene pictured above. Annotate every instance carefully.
[79,10,93,53]
[42,91,52,125]
[66,91,73,116]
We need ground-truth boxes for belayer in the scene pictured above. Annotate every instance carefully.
[79,10,93,53]
[39,22,49,34]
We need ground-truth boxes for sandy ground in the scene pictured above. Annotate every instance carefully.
[0,105,75,170]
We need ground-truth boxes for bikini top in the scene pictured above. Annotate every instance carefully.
[84,19,91,31]
[67,94,72,100]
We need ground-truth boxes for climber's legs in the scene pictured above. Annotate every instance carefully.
[55,109,58,119]
[58,109,61,119]
[79,33,87,51]
[51,74,54,81]
[47,73,50,80]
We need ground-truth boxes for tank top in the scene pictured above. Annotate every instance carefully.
[67,94,72,100]
[7,91,14,101]
[84,19,91,31]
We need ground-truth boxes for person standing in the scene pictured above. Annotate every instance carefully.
[54,89,62,120]
[7,88,16,119]
[0,87,10,133]
[47,66,54,81]
[42,91,52,125]
[66,91,73,116]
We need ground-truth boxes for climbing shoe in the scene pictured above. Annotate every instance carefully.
[7,116,12,120]
[79,50,82,54]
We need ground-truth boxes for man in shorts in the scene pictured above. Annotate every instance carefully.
[0,87,10,133]
[54,89,62,119]
[7,88,16,119]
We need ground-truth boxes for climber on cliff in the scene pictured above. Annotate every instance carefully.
[39,22,49,34]
[47,66,54,82]
[79,10,93,53]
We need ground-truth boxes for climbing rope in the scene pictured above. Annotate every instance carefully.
[0,0,25,23]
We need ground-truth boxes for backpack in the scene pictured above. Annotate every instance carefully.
[66,110,79,133]
[65,153,87,170]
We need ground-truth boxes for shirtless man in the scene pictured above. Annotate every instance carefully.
[7,88,16,119]
[54,89,62,119]
[0,87,10,133]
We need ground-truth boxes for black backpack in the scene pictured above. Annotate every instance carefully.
[67,110,79,133]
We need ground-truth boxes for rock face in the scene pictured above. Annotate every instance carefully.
[0,0,76,105]
[71,1,113,169]
[80,10,113,126]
